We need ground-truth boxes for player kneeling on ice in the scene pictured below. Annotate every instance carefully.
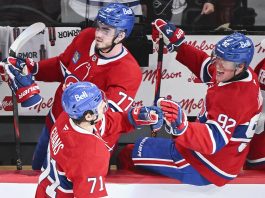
[35,81,163,198]
[119,19,262,186]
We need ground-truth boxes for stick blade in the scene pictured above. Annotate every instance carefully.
[9,22,46,56]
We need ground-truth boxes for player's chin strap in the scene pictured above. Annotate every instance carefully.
[99,42,116,54]
[226,66,248,83]
[88,115,98,125]
[233,67,238,77]
[98,31,125,54]
[234,63,247,77]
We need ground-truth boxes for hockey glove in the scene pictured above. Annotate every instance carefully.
[128,106,164,132]
[5,64,42,108]
[152,19,185,52]
[6,57,38,75]
[157,98,188,136]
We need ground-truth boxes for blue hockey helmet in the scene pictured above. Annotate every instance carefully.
[214,32,254,68]
[96,3,135,38]
[62,82,104,120]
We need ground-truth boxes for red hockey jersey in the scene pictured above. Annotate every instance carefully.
[35,111,134,198]
[174,43,262,186]
[35,28,142,130]
[246,58,265,169]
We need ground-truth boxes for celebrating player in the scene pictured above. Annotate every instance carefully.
[120,19,262,186]
[4,3,142,170]
[35,81,163,197]
[245,58,265,169]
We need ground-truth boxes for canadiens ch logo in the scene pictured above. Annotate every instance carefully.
[72,51,80,64]
[64,75,79,88]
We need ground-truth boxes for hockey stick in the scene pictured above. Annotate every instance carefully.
[9,22,46,170]
[151,35,164,137]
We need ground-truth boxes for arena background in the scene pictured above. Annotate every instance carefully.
[0,0,264,168]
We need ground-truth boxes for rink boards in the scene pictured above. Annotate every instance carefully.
[0,169,265,198]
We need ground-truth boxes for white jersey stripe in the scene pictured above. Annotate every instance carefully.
[200,57,212,83]
[205,124,217,154]
[194,151,237,178]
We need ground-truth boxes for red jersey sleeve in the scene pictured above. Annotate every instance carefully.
[36,57,64,82]
[35,28,95,82]
[105,111,135,134]
[99,111,135,150]
[176,43,214,83]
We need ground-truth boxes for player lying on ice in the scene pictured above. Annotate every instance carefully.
[118,19,263,186]
[32,81,163,198]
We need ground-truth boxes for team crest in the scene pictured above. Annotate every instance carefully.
[72,51,80,64]
[64,74,79,88]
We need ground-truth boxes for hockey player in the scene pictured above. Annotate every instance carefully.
[120,19,262,186]
[246,58,265,169]
[35,81,163,198]
[4,3,142,170]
